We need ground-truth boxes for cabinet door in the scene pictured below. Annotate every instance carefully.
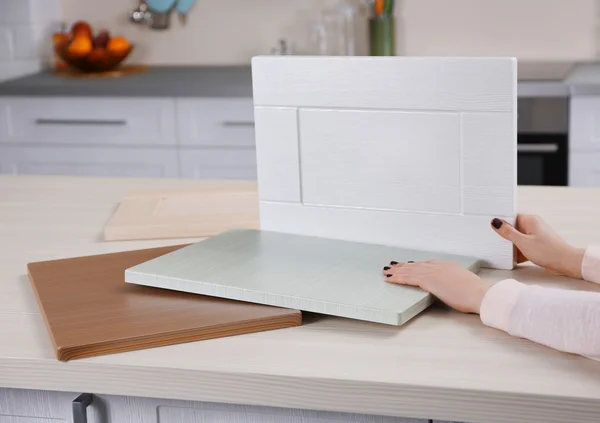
[570,97,600,152]
[177,98,255,147]
[0,146,179,178]
[0,97,177,147]
[569,152,600,186]
[179,148,257,180]
[0,389,75,423]
[96,393,427,423]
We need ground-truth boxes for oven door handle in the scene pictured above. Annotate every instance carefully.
[518,143,559,153]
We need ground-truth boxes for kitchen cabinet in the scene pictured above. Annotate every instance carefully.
[569,152,600,186]
[176,98,256,147]
[179,148,257,180]
[0,388,432,423]
[0,96,257,180]
[0,388,100,423]
[0,146,179,178]
[569,97,600,186]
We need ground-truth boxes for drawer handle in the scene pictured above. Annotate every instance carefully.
[518,143,559,153]
[72,393,94,423]
[35,119,127,126]
[222,121,255,128]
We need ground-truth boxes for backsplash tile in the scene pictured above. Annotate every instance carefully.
[0,0,61,82]
[13,26,48,61]
[0,29,12,61]
[0,0,32,25]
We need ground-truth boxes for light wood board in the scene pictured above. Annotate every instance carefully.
[125,229,481,325]
[103,184,259,241]
[28,244,301,361]
[251,56,518,269]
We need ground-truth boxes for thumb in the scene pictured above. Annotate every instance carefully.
[491,218,525,245]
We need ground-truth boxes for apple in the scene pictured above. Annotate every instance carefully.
[94,30,110,49]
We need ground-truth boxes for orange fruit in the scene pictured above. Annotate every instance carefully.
[107,36,131,54]
[68,35,92,57]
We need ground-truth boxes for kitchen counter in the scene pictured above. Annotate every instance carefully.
[566,62,600,95]
[0,61,583,99]
[2,175,600,423]
[0,66,253,97]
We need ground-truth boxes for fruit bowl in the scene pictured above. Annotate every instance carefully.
[54,42,134,73]
[53,21,134,73]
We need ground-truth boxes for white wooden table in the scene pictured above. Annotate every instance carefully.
[1,175,600,423]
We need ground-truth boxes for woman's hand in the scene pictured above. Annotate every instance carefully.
[491,214,585,279]
[382,261,490,314]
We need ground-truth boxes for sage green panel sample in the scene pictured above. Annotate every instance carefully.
[125,229,481,326]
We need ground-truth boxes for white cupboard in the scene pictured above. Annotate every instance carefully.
[0,388,438,423]
[0,97,257,180]
[569,97,600,186]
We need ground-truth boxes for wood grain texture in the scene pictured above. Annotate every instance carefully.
[251,56,516,111]
[253,107,301,202]
[28,244,301,361]
[251,56,517,270]
[3,176,600,423]
[258,202,515,270]
[299,108,461,213]
[0,388,75,422]
[103,185,259,241]
[462,113,516,216]
[125,229,480,326]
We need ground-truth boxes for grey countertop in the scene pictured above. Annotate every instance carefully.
[0,66,253,98]
[565,63,600,95]
[2,61,600,98]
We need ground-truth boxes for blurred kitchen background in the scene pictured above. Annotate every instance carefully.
[1,0,600,187]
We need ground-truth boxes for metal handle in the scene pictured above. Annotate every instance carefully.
[222,121,254,128]
[517,143,559,153]
[35,119,127,126]
[72,393,93,423]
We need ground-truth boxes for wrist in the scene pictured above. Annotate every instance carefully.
[473,280,492,314]
[559,245,585,279]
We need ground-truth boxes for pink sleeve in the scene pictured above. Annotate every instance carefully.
[479,246,600,361]
[582,245,600,284]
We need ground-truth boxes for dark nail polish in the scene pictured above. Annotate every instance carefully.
[407,261,414,263]
[386,274,392,278]
[390,261,398,265]
[383,266,391,270]
[492,218,503,229]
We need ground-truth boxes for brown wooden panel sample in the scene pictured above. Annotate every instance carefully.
[28,245,301,361]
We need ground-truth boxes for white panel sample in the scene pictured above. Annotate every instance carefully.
[252,56,515,112]
[254,107,301,202]
[259,202,514,270]
[462,113,516,216]
[126,229,481,326]
[252,56,517,269]
[299,109,461,213]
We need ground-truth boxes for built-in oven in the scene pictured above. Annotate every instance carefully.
[517,97,569,186]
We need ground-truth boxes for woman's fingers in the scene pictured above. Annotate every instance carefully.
[385,272,421,287]
[383,261,434,288]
